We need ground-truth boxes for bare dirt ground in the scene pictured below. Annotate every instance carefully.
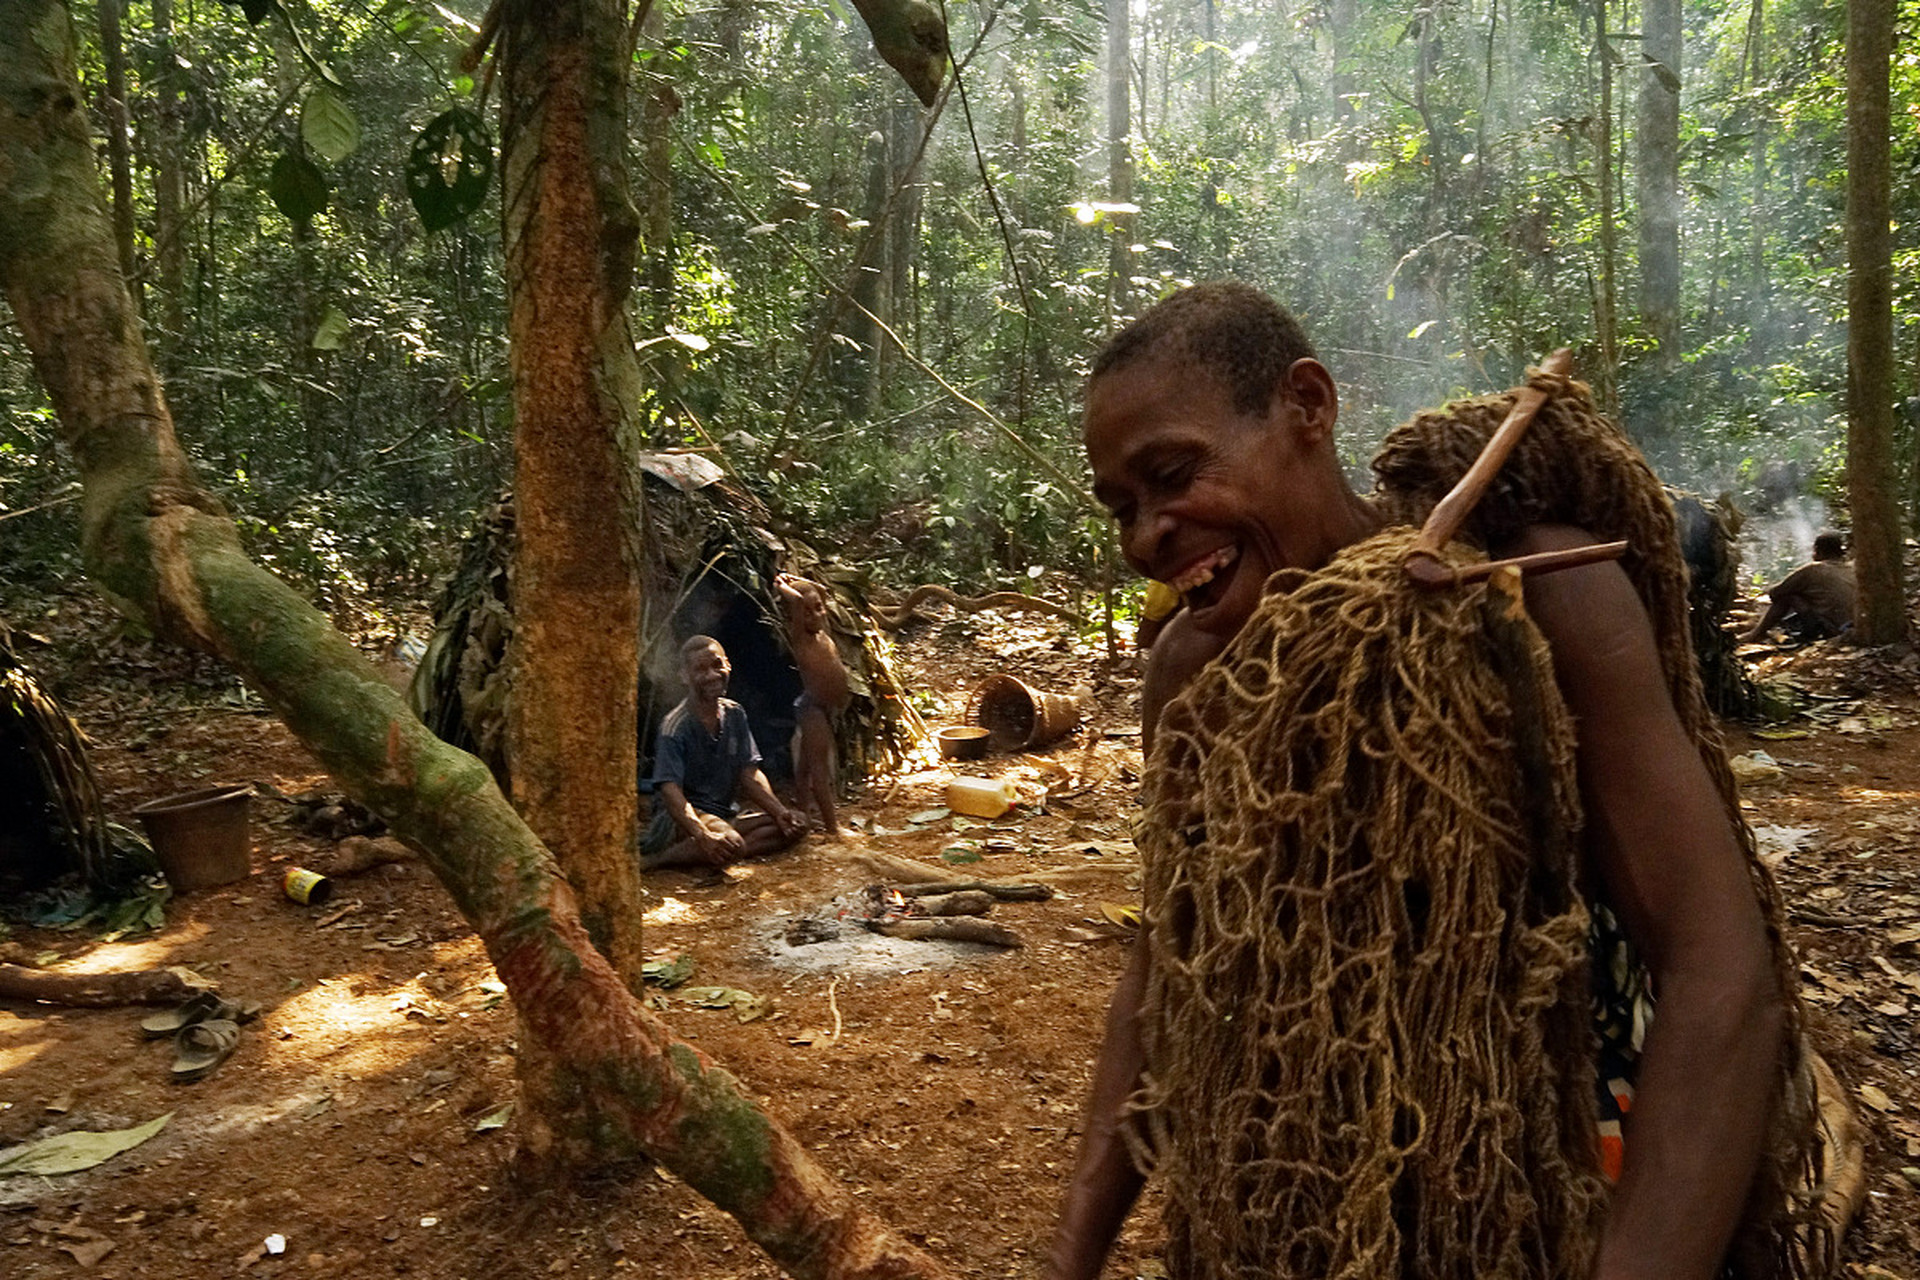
[2,591,1918,1279]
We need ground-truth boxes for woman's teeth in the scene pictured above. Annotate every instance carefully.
[1170,546,1238,595]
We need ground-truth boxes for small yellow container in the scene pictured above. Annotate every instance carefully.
[283,866,334,906]
[946,776,1018,819]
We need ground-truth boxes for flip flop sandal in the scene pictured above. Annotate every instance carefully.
[140,990,224,1040]
[171,1019,240,1083]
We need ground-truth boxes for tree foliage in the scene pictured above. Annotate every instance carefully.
[1,0,1913,600]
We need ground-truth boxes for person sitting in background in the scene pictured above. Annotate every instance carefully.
[1741,531,1855,643]
[640,635,805,872]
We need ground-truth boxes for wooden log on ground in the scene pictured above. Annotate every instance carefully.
[0,963,208,1008]
[911,890,994,917]
[898,880,1053,902]
[865,917,1023,948]
[848,850,1051,898]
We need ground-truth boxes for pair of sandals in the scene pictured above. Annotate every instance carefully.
[139,991,258,1083]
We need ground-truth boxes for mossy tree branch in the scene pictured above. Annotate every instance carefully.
[0,5,949,1277]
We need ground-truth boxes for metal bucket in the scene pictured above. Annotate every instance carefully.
[968,674,1081,751]
[133,785,253,891]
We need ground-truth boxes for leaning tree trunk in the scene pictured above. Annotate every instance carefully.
[1845,0,1907,643]
[496,0,650,1003]
[0,6,948,1278]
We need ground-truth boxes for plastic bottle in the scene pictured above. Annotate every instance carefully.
[946,776,1018,819]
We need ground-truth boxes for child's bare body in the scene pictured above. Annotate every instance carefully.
[777,574,852,836]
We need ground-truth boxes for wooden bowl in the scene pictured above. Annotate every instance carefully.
[936,726,991,761]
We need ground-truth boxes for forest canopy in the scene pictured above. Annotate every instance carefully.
[0,0,1914,600]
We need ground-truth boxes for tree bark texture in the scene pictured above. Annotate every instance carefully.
[1635,0,1682,364]
[497,0,649,993]
[0,8,950,1277]
[1845,0,1907,643]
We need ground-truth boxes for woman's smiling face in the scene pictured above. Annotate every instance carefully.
[1084,355,1343,640]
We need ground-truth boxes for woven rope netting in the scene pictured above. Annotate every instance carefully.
[1129,370,1826,1279]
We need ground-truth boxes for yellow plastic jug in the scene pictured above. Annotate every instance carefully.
[946,776,1018,819]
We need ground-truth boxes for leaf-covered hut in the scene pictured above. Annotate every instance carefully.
[409,452,925,794]
[0,620,112,897]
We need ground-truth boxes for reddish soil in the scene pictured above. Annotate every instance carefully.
[2,594,1917,1279]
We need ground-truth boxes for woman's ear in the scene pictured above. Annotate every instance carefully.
[1278,358,1339,446]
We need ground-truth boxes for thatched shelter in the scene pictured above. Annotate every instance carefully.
[409,452,924,795]
[0,619,113,898]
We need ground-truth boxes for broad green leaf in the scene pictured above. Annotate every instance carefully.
[267,151,327,224]
[0,1113,171,1177]
[301,87,360,164]
[311,307,350,351]
[407,109,494,233]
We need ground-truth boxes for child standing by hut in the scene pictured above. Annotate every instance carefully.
[777,574,852,837]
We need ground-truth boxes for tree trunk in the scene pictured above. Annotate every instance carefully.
[1105,0,1133,321]
[94,0,136,288]
[148,0,186,359]
[1845,0,1907,643]
[886,94,924,386]
[639,0,676,339]
[497,0,650,997]
[1593,0,1621,417]
[1635,0,1681,364]
[0,7,949,1277]
[847,126,890,413]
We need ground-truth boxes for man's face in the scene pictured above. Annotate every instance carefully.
[685,642,731,701]
[1084,358,1326,639]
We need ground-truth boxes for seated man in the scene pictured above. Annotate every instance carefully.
[1741,531,1855,643]
[640,635,805,871]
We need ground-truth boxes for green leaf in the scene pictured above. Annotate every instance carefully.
[641,954,696,989]
[472,1103,513,1133]
[267,150,327,224]
[0,1114,171,1177]
[679,986,773,1022]
[301,87,361,164]
[407,109,494,233]
[311,307,350,351]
